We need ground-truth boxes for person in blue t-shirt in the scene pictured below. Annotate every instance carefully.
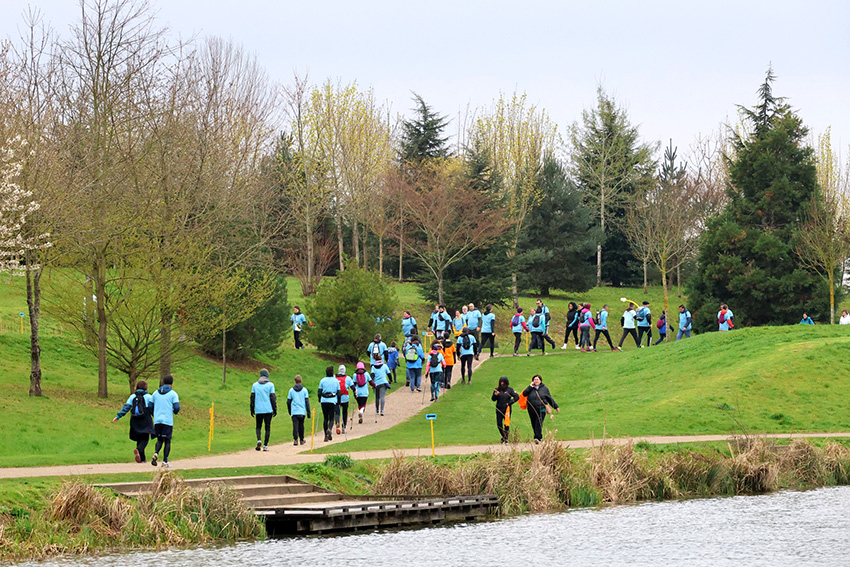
[480,304,497,358]
[150,375,180,468]
[457,327,477,383]
[112,379,155,464]
[677,304,693,340]
[286,375,310,446]
[535,299,556,350]
[799,313,815,325]
[404,336,426,392]
[370,358,391,416]
[593,304,615,351]
[317,366,340,441]
[636,301,652,347]
[527,307,548,355]
[466,303,482,359]
[250,369,277,451]
[291,306,307,349]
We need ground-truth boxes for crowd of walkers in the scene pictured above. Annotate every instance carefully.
[112,300,744,463]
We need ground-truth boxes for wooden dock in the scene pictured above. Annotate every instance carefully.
[99,475,499,535]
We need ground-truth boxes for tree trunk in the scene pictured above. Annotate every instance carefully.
[398,221,404,282]
[129,366,139,394]
[353,220,361,266]
[160,309,172,380]
[677,264,682,298]
[378,234,383,276]
[336,210,344,271]
[661,267,669,342]
[95,255,109,398]
[643,258,648,294]
[829,271,835,324]
[221,318,227,385]
[597,192,605,287]
[25,257,42,397]
[437,274,444,305]
[362,225,368,269]
[306,217,315,295]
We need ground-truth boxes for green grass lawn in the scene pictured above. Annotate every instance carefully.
[323,324,850,452]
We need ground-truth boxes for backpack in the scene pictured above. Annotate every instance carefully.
[371,343,381,360]
[337,375,349,396]
[131,393,147,418]
[511,314,520,327]
[355,370,367,388]
[429,352,440,367]
[636,309,646,322]
[532,313,541,327]
[656,318,664,329]
[461,334,471,350]
[405,345,419,362]
[544,309,551,324]
[718,311,726,324]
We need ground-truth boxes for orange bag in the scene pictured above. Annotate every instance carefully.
[518,393,527,410]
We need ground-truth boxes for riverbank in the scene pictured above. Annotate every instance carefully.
[4,437,850,562]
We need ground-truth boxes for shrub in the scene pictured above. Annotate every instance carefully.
[323,454,355,470]
[304,264,397,361]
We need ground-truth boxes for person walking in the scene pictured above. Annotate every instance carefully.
[386,341,400,383]
[402,310,419,340]
[718,304,734,331]
[404,336,425,392]
[492,376,520,444]
[432,305,452,340]
[511,307,530,356]
[562,302,580,349]
[593,304,616,351]
[458,327,477,382]
[799,313,815,325]
[676,305,693,340]
[653,311,669,345]
[317,366,340,441]
[636,301,652,347]
[617,303,639,350]
[424,342,446,401]
[441,338,456,388]
[150,375,180,468]
[334,365,354,434]
[286,375,310,446]
[367,334,387,364]
[452,309,466,337]
[290,306,308,350]
[250,369,277,451]
[352,363,370,424]
[527,307,547,356]
[480,304,497,357]
[578,303,595,351]
[370,357,391,416]
[111,380,154,464]
[466,303,483,359]
[841,310,850,325]
[522,375,559,444]
[536,299,557,349]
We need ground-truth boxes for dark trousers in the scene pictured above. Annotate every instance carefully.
[480,332,496,356]
[496,409,510,443]
[564,326,578,346]
[637,326,652,346]
[255,413,272,445]
[528,407,545,441]
[530,332,545,353]
[293,330,303,349]
[334,402,349,429]
[653,333,667,346]
[444,365,454,387]
[154,438,171,461]
[135,437,149,462]
[513,332,523,353]
[618,328,639,347]
[291,414,305,441]
[594,329,614,350]
[542,331,556,348]
[579,327,591,349]
[470,329,481,356]
[460,354,474,382]
[321,402,335,433]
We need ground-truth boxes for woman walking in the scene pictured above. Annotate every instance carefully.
[492,376,519,444]
[111,380,155,463]
[370,358,391,417]
[458,327,477,383]
[653,311,669,345]
[480,304,496,357]
[452,310,466,337]
[578,303,595,351]
[510,307,530,356]
[352,362,370,424]
[424,342,446,401]
[441,338,456,388]
[317,366,340,441]
[522,374,559,443]
[562,302,580,349]
[334,365,353,434]
[291,306,308,350]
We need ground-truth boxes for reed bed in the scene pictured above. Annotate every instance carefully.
[0,471,264,562]
[372,436,850,514]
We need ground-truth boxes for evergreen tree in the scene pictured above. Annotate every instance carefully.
[399,93,450,164]
[569,88,656,287]
[688,68,826,329]
[517,158,601,295]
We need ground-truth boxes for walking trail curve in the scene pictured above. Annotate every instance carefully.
[4,353,850,480]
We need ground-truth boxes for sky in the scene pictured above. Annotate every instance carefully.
[3,0,849,162]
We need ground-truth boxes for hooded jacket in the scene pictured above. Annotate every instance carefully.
[151,384,180,426]
[116,389,155,440]
[492,385,520,412]
[251,376,277,415]
[287,383,310,416]
[521,383,559,412]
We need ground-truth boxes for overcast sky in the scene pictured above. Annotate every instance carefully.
[3,0,849,162]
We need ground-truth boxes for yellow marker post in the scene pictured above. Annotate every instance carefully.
[310,407,317,453]
[19,313,25,335]
[426,413,436,457]
[208,402,215,451]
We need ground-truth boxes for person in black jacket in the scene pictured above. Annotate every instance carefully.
[561,302,580,350]
[521,374,560,443]
[111,380,155,463]
[492,376,520,444]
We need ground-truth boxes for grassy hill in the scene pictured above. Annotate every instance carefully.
[323,324,850,452]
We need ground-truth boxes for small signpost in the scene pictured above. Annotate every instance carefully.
[208,402,215,451]
[426,414,436,457]
[19,313,25,335]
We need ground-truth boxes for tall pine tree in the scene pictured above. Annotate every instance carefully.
[688,68,827,329]
[399,93,450,164]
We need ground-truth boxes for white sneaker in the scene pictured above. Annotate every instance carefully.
[560,344,567,350]
[162,461,171,468]
[575,345,581,350]
[262,445,269,451]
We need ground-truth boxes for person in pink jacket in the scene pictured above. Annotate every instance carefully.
[579,303,596,352]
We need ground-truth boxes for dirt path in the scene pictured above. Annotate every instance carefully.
[4,430,850,480]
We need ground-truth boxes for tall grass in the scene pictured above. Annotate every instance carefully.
[372,437,850,514]
[0,471,263,562]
